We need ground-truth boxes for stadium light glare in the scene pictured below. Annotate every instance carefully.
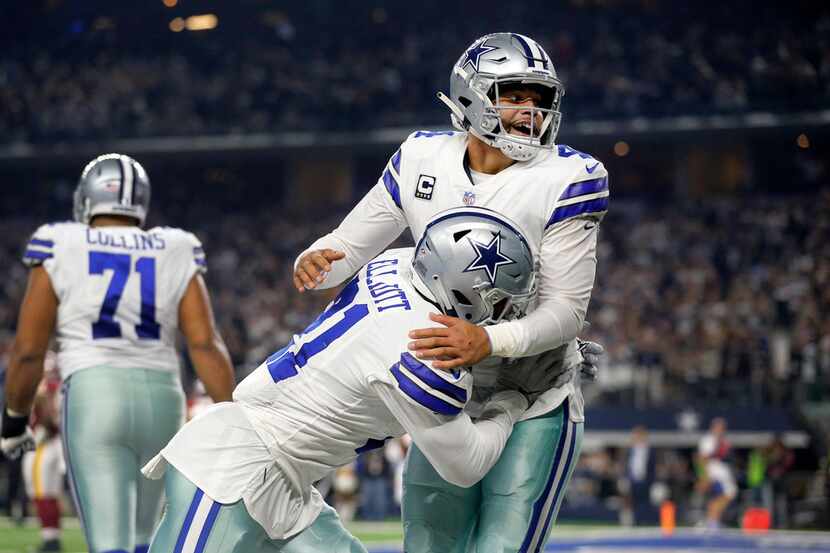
[186,14,218,31]
[169,17,185,32]
[797,133,810,149]
[163,0,178,7]
[614,140,630,157]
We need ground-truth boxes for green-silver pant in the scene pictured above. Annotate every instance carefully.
[148,465,367,553]
[62,366,185,553]
[403,400,583,553]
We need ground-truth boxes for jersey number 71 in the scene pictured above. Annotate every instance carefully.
[89,251,160,340]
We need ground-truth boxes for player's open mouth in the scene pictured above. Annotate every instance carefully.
[510,121,534,137]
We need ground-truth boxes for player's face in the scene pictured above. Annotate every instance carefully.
[496,85,546,138]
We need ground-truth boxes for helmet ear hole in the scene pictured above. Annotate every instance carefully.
[453,230,471,242]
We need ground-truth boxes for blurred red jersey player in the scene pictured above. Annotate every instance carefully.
[22,353,65,552]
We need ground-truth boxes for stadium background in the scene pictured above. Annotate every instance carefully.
[1,0,829,550]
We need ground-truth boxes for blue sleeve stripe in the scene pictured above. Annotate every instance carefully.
[391,149,401,174]
[194,258,207,267]
[400,352,467,403]
[29,238,54,248]
[23,249,53,261]
[391,362,462,416]
[266,347,298,382]
[193,246,204,253]
[382,168,402,209]
[559,176,608,201]
[547,197,609,227]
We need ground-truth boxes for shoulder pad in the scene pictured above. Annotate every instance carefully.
[546,151,610,228]
[152,227,206,272]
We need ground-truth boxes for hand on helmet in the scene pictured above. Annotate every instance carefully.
[1,409,35,460]
[293,249,345,293]
[408,313,492,370]
[577,338,604,381]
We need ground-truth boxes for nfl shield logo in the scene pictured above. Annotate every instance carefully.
[463,191,476,205]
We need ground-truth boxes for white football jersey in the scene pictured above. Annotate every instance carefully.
[299,131,610,420]
[22,222,206,379]
[145,248,526,539]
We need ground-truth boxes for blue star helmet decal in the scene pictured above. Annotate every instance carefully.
[464,233,516,283]
[462,41,498,72]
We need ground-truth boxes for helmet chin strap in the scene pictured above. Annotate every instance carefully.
[437,91,467,132]
[83,198,92,224]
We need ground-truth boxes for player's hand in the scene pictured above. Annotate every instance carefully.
[293,249,345,293]
[577,338,604,381]
[0,410,35,460]
[408,313,491,371]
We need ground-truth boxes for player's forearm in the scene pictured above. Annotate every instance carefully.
[485,297,584,358]
[414,391,526,487]
[188,336,235,402]
[5,348,46,414]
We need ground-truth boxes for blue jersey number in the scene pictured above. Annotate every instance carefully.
[89,251,161,340]
[266,278,369,382]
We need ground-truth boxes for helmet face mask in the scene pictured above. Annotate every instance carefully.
[439,33,565,162]
[73,153,151,227]
[412,208,537,326]
[476,277,537,325]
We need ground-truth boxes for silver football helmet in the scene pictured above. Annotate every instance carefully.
[437,32,565,162]
[412,207,536,325]
[73,153,151,226]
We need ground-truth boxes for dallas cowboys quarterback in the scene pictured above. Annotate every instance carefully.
[0,154,236,553]
[293,33,609,551]
[141,209,534,552]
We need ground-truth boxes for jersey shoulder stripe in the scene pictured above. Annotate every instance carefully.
[546,174,610,228]
[390,352,467,415]
[21,222,65,267]
[559,176,608,200]
[382,149,403,209]
[547,196,609,227]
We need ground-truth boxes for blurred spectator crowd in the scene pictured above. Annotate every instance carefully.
[588,189,830,407]
[1,0,829,144]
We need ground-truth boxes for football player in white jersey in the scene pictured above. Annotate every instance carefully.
[293,33,608,551]
[141,209,534,552]
[1,154,236,553]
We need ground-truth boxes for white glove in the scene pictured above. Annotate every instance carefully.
[577,338,604,381]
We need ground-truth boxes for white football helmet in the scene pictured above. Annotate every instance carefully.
[437,32,565,161]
